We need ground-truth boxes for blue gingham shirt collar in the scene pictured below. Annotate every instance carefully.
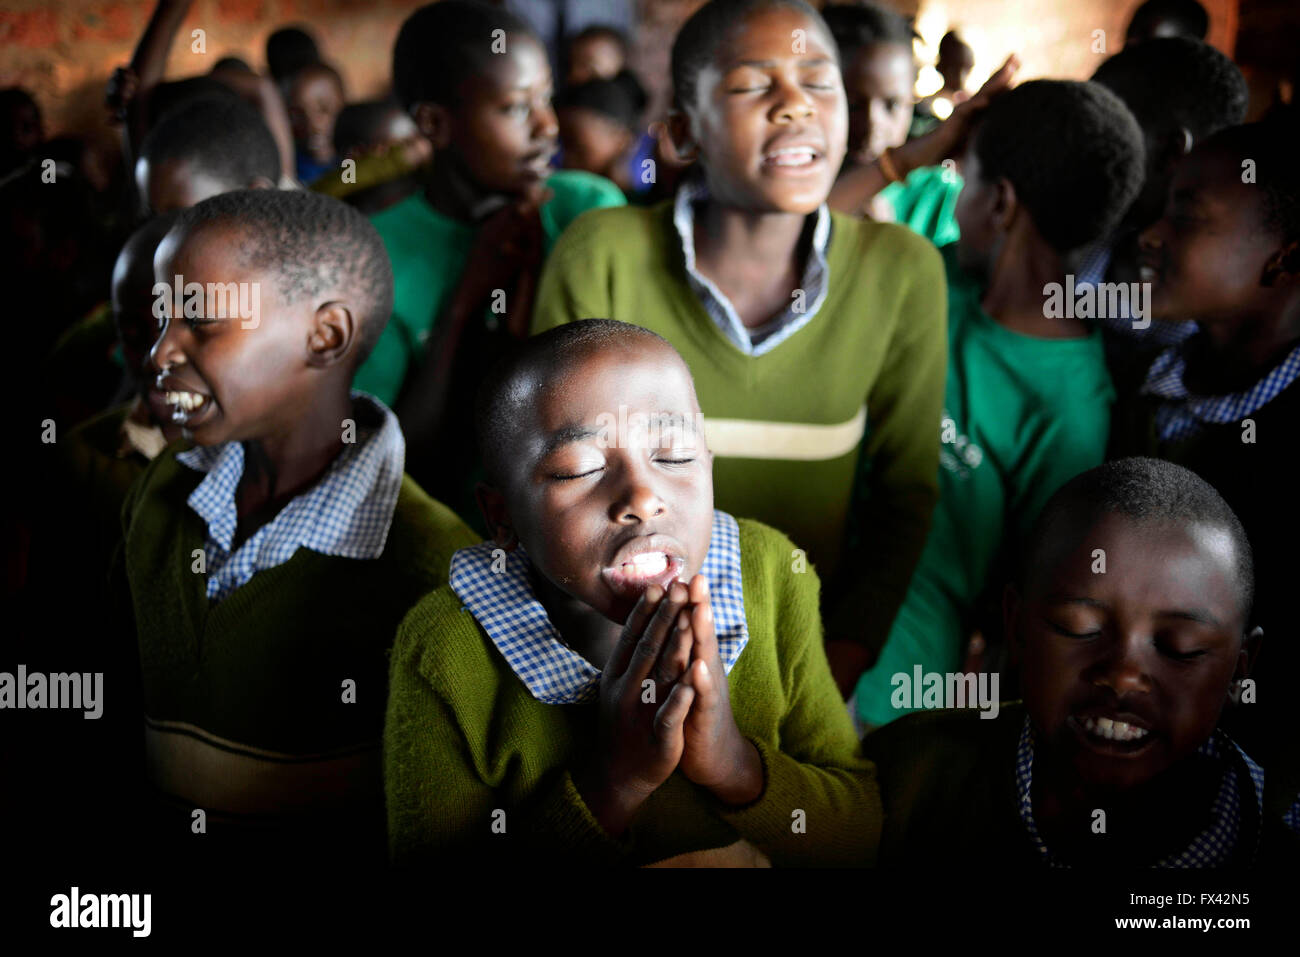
[1014,714,1264,868]
[1141,340,1300,441]
[672,176,831,357]
[449,510,749,704]
[176,392,405,602]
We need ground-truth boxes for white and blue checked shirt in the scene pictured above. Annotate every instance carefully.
[1014,715,1264,868]
[177,392,405,603]
[1141,341,1300,442]
[448,510,750,704]
[673,176,832,356]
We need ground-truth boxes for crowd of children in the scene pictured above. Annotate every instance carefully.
[6,0,1299,873]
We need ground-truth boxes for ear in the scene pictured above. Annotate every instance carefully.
[1003,582,1025,667]
[1236,625,1263,681]
[475,481,518,549]
[663,111,698,162]
[306,301,357,368]
[1154,125,1194,175]
[991,176,1018,234]
[412,101,453,151]
[1261,239,1300,287]
[247,175,276,191]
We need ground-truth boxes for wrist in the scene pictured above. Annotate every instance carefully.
[574,764,651,837]
[709,737,763,807]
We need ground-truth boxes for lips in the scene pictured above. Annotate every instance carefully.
[156,373,214,429]
[522,143,557,175]
[1068,709,1157,756]
[601,533,688,600]
[761,132,827,175]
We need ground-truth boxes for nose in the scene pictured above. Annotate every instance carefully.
[533,100,559,142]
[771,78,815,124]
[150,316,186,377]
[1091,633,1153,698]
[608,466,667,525]
[1138,218,1165,256]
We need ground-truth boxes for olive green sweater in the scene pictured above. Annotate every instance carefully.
[120,446,478,834]
[385,518,881,867]
[531,201,946,656]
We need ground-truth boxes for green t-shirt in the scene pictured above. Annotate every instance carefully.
[353,169,626,406]
[855,244,1115,727]
[878,164,963,247]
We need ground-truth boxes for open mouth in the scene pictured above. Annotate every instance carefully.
[1068,713,1156,756]
[157,375,214,428]
[762,145,823,172]
[522,145,557,175]
[601,537,688,600]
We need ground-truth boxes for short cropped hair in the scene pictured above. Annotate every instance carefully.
[822,2,914,53]
[1127,0,1209,41]
[671,0,832,111]
[140,96,280,190]
[475,319,675,487]
[1092,37,1246,144]
[267,26,321,84]
[393,1,538,109]
[971,79,1146,253]
[556,72,648,131]
[172,189,393,364]
[1022,457,1255,625]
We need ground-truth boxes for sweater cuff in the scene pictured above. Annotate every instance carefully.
[714,736,879,865]
[532,770,634,865]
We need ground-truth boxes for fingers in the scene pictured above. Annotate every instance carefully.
[606,584,664,680]
[689,576,719,667]
[653,681,695,756]
[652,608,694,687]
[973,54,1019,102]
[626,581,690,686]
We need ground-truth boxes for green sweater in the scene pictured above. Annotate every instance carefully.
[120,447,478,831]
[354,169,627,406]
[855,245,1114,726]
[384,518,881,867]
[531,202,946,655]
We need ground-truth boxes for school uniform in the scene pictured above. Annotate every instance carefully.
[119,393,477,853]
[532,177,948,659]
[384,511,881,866]
[854,244,1114,728]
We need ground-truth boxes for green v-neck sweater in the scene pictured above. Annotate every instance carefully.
[531,201,946,656]
[119,446,478,818]
[384,518,881,867]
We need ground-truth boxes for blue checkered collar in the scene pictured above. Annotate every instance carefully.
[1014,714,1264,868]
[176,391,405,602]
[449,510,750,705]
[672,175,831,357]
[1141,340,1300,442]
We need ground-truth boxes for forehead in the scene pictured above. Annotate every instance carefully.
[1030,511,1244,619]
[715,6,837,67]
[526,341,698,436]
[843,42,914,83]
[293,69,343,98]
[464,34,550,96]
[155,220,248,277]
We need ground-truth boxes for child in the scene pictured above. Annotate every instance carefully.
[556,72,648,193]
[864,457,1283,869]
[118,189,477,863]
[533,0,946,697]
[266,25,321,86]
[852,80,1145,730]
[384,320,880,866]
[285,61,345,185]
[358,0,625,512]
[314,99,431,214]
[1112,119,1300,769]
[135,95,280,214]
[564,25,630,87]
[1080,37,1247,359]
[1125,0,1209,45]
[823,3,962,245]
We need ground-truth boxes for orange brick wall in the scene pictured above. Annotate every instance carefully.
[1,0,1243,153]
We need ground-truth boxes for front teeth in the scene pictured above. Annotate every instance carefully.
[1081,715,1150,743]
[165,391,205,411]
[767,147,816,166]
[623,552,669,577]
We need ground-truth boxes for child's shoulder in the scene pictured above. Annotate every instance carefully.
[390,581,504,702]
[828,209,944,275]
[545,169,628,211]
[382,475,481,576]
[547,196,668,256]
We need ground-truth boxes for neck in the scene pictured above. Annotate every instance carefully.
[694,198,810,272]
[236,388,353,523]
[1187,298,1300,393]
[531,569,624,671]
[981,233,1088,338]
[424,154,496,222]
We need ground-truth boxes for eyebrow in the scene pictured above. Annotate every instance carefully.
[729,57,837,70]
[539,424,600,458]
[1044,596,1223,627]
